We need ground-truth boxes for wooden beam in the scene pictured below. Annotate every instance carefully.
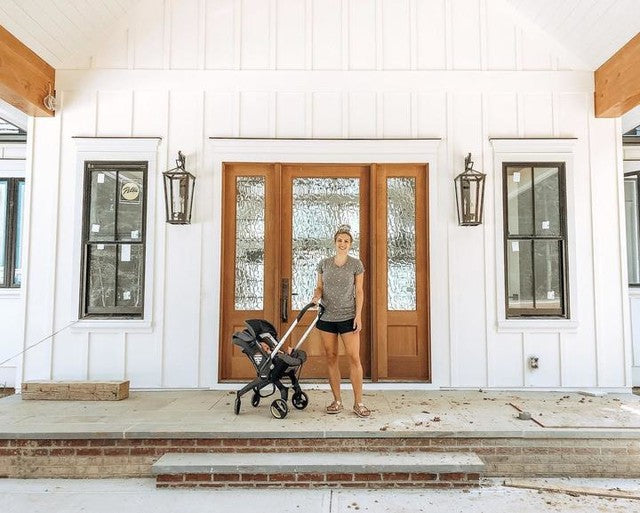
[0,25,54,117]
[595,32,640,118]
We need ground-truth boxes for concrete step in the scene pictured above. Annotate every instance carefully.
[152,451,485,488]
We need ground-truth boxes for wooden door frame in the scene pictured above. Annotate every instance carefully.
[210,138,441,385]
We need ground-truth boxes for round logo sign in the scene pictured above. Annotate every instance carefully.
[121,182,140,201]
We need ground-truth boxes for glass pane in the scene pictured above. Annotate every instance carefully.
[13,181,24,286]
[0,181,7,285]
[87,243,117,310]
[507,239,534,311]
[534,240,562,311]
[235,177,265,310]
[89,170,117,242]
[534,167,561,236]
[506,166,533,236]
[625,178,640,284]
[291,178,360,310]
[117,244,144,308]
[117,171,144,241]
[387,177,416,310]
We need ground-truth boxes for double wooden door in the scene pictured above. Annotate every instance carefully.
[220,163,430,382]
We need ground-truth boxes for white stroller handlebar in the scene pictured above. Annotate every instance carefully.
[269,301,325,360]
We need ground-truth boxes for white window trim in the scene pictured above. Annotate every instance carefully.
[70,137,161,331]
[0,156,26,297]
[490,138,578,331]
[208,137,442,385]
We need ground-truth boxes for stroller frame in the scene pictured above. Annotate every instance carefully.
[232,302,324,419]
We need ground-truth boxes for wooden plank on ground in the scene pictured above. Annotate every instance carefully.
[595,32,640,117]
[503,479,640,500]
[0,25,55,117]
[21,381,129,401]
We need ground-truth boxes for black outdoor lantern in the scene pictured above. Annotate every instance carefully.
[163,151,195,224]
[454,153,486,226]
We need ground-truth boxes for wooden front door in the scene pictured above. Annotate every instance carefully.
[220,163,430,382]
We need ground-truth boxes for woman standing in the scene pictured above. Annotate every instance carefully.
[311,225,370,418]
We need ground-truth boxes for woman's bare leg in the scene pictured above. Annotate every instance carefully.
[320,331,341,402]
[340,331,363,405]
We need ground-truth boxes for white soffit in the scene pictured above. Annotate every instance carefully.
[506,0,640,69]
[0,0,132,69]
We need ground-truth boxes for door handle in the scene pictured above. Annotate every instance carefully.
[281,278,289,323]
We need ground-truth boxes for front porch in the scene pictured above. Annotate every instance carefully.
[1,389,640,481]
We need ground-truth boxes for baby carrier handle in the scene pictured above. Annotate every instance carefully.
[296,301,324,322]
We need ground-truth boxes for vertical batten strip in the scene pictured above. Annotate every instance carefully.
[86,332,91,380]
[521,332,526,387]
[445,91,454,385]
[123,332,128,381]
[558,332,563,387]
[480,92,490,387]
[160,91,172,387]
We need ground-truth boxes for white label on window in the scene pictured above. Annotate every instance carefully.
[123,291,131,300]
[547,290,555,300]
[121,244,131,262]
[512,172,521,183]
[541,221,550,230]
[131,230,139,239]
[97,244,105,250]
[511,241,519,252]
[97,173,105,184]
[91,224,100,233]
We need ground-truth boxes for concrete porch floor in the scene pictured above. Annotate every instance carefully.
[1,389,640,439]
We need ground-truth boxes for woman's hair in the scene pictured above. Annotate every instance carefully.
[334,224,353,243]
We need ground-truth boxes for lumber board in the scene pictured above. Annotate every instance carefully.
[21,381,129,401]
[503,479,640,500]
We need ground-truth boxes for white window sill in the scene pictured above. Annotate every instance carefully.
[0,289,21,298]
[70,319,154,333]
[497,319,578,332]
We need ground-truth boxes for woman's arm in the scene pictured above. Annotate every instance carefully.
[312,273,323,303]
[354,272,364,331]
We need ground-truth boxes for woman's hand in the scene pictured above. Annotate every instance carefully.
[353,315,362,333]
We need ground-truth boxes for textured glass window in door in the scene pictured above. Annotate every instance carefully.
[291,178,359,310]
[235,176,265,310]
[387,177,416,310]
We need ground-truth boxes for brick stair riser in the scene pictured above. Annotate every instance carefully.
[2,438,639,478]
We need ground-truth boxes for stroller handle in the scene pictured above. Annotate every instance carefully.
[296,301,325,322]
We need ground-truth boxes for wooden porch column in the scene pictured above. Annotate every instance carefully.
[0,25,54,117]
[595,32,640,118]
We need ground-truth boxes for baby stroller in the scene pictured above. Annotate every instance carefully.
[231,302,324,419]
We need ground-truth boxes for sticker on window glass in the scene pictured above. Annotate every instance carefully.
[97,244,105,250]
[123,291,131,300]
[547,290,555,300]
[121,244,131,262]
[512,172,521,183]
[511,241,519,252]
[131,230,139,239]
[97,173,105,184]
[541,221,550,230]
[91,224,100,233]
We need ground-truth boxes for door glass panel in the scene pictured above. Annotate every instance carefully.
[506,166,533,236]
[387,177,416,310]
[291,178,360,310]
[235,176,265,310]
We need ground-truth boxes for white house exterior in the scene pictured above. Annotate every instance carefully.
[0,0,635,391]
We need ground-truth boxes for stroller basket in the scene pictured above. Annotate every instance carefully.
[231,302,323,419]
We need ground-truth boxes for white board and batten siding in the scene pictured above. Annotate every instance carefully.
[11,0,631,391]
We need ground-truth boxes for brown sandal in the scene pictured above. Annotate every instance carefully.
[353,403,371,418]
[326,400,343,414]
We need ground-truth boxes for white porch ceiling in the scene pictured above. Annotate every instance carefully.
[0,0,638,70]
[506,0,640,69]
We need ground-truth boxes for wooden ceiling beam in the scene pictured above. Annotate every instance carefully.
[595,32,640,118]
[0,25,54,117]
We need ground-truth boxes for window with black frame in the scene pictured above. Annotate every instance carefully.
[503,163,567,317]
[80,162,147,318]
[0,178,25,288]
[624,171,640,286]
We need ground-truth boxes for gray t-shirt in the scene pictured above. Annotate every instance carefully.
[316,255,364,322]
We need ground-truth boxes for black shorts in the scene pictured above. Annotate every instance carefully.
[316,318,355,334]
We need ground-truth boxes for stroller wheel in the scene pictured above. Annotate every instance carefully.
[270,399,288,419]
[234,396,241,415]
[251,392,260,407]
[291,391,309,410]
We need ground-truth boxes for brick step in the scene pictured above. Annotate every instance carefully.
[152,451,485,488]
